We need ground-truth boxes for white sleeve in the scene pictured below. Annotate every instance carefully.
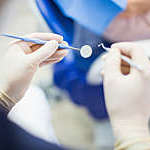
[87,55,104,85]
[8,85,59,145]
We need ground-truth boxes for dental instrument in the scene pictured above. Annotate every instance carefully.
[99,43,143,71]
[0,33,93,58]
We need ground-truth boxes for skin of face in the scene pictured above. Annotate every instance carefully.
[119,0,150,18]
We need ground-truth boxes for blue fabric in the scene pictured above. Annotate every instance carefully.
[35,0,125,119]
[53,33,113,119]
[54,0,127,34]
[54,65,108,119]
[53,22,113,119]
[36,0,74,43]
[36,0,127,43]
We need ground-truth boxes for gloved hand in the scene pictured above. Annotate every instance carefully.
[103,42,150,140]
[0,33,68,105]
[87,51,130,85]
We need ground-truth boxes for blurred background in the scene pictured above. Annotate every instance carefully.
[1,1,150,150]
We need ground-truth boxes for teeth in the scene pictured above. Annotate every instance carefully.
[80,45,93,58]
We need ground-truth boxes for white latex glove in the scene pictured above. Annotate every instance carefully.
[0,33,68,108]
[103,42,150,140]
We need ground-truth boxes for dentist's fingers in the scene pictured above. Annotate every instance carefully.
[17,33,63,46]
[39,57,65,67]
[104,48,122,82]
[45,49,68,60]
[28,33,63,43]
[112,42,149,64]
[30,40,69,54]
[112,42,150,76]
[11,33,63,54]
[29,40,58,64]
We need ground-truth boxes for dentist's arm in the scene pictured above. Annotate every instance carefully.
[0,33,68,111]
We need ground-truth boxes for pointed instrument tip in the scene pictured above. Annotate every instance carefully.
[98,43,110,51]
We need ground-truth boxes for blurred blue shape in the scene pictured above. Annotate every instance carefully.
[36,0,127,44]
[35,0,127,119]
[36,0,74,44]
[54,0,127,35]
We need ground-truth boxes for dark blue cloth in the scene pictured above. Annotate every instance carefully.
[35,0,115,119]
[0,106,71,150]
[54,23,113,119]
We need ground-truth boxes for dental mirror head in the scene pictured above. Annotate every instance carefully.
[80,45,93,58]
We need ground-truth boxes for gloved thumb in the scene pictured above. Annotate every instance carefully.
[29,40,58,64]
